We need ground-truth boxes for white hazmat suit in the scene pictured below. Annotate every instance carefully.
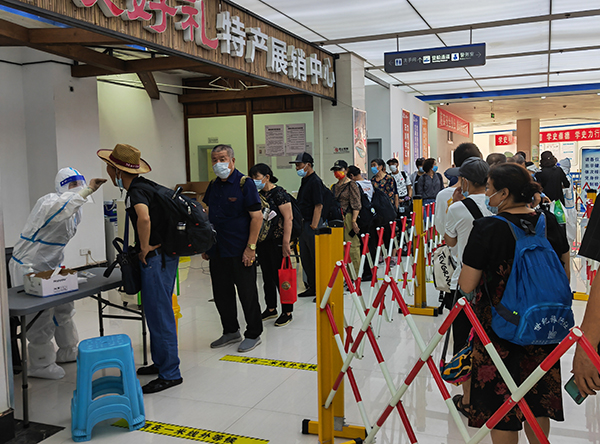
[9,168,95,379]
[559,158,577,246]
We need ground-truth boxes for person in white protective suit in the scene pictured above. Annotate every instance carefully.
[9,168,106,379]
[559,158,577,246]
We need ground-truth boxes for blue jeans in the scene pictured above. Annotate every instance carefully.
[140,254,180,380]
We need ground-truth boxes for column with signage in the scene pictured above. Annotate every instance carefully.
[517,119,540,163]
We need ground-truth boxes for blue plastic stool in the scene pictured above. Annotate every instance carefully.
[71,334,145,442]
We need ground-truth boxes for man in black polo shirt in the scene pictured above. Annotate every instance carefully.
[290,152,323,298]
[203,145,263,352]
[98,143,182,394]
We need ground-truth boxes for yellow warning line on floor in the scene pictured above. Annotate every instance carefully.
[113,419,268,443]
[220,354,317,371]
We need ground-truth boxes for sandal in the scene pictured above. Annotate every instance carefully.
[452,394,471,418]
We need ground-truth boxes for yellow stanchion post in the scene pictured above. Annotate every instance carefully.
[409,196,438,317]
[302,226,366,443]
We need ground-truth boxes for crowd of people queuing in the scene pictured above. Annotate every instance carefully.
[11,141,599,443]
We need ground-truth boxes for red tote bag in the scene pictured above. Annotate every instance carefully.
[278,257,297,304]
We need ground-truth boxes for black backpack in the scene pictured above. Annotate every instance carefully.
[321,183,343,225]
[356,185,375,232]
[371,187,397,226]
[154,185,216,256]
[288,195,303,241]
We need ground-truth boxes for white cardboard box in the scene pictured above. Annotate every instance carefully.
[24,269,79,297]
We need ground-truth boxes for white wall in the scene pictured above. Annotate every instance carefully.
[366,84,430,174]
[1,49,186,271]
[98,73,187,196]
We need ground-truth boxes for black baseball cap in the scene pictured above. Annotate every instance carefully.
[458,157,489,184]
[330,160,348,171]
[289,152,314,164]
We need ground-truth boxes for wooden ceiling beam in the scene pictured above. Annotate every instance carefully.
[0,19,29,42]
[178,87,301,103]
[71,56,203,77]
[29,28,123,45]
[0,37,25,46]
[137,71,160,100]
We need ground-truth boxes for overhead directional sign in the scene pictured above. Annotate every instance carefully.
[384,43,486,73]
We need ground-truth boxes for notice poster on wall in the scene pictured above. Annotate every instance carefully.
[353,109,367,175]
[402,109,410,166]
[255,144,272,167]
[561,142,577,167]
[422,117,429,159]
[413,114,421,161]
[581,148,600,190]
[285,123,306,155]
[265,124,285,156]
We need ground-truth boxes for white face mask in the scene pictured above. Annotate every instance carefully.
[213,161,231,179]
[390,165,398,173]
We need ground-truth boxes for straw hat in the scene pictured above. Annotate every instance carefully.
[97,144,151,174]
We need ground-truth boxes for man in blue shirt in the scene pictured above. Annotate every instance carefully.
[203,145,263,352]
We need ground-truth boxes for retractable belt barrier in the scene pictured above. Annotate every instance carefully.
[308,222,600,444]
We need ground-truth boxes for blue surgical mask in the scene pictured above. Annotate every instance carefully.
[418,167,424,173]
[254,179,265,191]
[371,166,379,175]
[297,166,307,178]
[213,161,231,180]
[433,165,438,173]
[461,180,470,198]
[485,191,502,215]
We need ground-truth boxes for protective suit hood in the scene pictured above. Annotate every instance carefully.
[55,167,86,195]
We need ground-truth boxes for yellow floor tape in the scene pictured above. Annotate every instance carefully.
[113,419,268,443]
[220,355,317,371]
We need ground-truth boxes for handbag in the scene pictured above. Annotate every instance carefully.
[104,212,141,295]
[432,245,456,293]
[278,257,297,304]
[439,290,473,386]
[440,329,474,386]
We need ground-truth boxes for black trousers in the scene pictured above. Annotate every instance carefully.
[257,238,294,312]
[209,256,263,340]
[299,221,316,291]
[368,222,392,266]
[444,290,472,355]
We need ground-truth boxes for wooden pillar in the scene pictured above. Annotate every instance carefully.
[516,118,540,163]
[246,100,255,168]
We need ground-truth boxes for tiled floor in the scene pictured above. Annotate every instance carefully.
[11,256,600,444]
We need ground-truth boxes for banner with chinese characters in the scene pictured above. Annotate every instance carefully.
[581,148,600,190]
[495,134,514,146]
[437,108,469,137]
[540,127,600,143]
[353,109,367,175]
[402,110,410,166]
[422,117,429,158]
[13,0,335,98]
[413,114,421,161]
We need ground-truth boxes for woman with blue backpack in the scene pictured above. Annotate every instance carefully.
[458,163,572,443]
[249,163,295,327]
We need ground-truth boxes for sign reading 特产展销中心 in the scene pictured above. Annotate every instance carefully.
[7,0,335,98]
[384,43,485,73]
[438,108,470,138]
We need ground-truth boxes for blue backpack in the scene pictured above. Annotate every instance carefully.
[491,213,574,346]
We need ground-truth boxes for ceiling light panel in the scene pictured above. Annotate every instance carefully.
[550,48,600,71]
[468,22,549,56]
[236,0,427,41]
[550,16,600,50]
[548,71,600,86]
[409,0,548,28]
[467,54,548,77]
[475,75,549,90]
[415,80,482,95]
[552,0,600,14]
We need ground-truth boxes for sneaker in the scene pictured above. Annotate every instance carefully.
[142,377,183,394]
[262,308,278,321]
[137,364,160,375]
[298,289,316,297]
[238,337,262,353]
[210,331,242,348]
[274,313,293,327]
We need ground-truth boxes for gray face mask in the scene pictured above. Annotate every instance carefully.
[213,162,231,179]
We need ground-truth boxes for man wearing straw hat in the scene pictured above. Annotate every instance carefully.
[98,143,183,394]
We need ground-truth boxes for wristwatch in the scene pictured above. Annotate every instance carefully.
[247,243,256,251]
